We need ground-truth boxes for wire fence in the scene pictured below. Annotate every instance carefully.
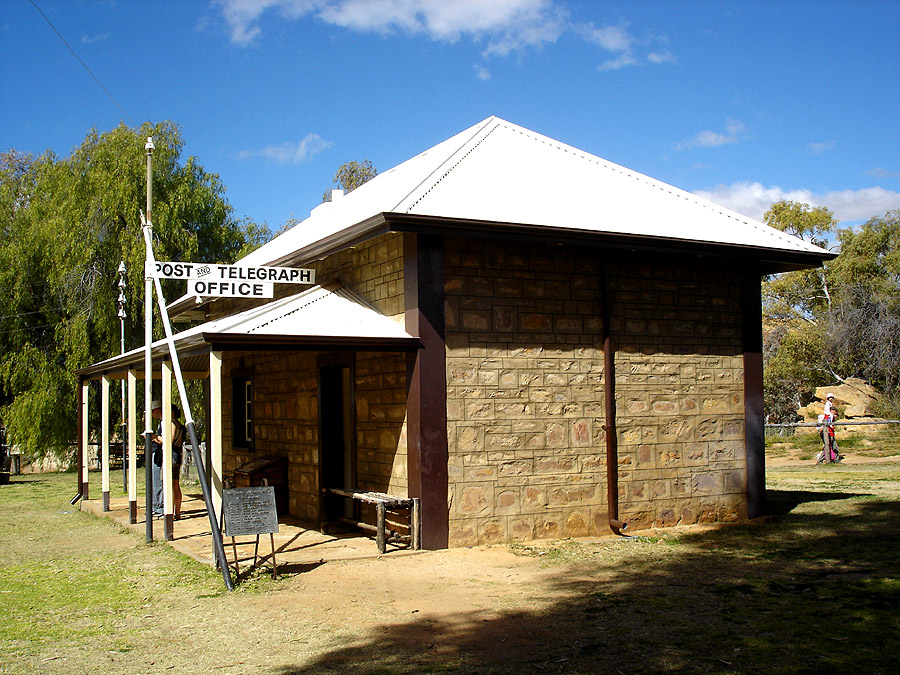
[765,419,900,435]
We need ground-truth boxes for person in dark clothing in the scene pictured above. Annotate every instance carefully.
[151,401,186,519]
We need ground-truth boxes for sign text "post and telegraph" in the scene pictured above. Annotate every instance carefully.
[150,262,316,299]
[151,262,315,284]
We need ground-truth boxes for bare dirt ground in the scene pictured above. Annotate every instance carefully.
[29,543,594,675]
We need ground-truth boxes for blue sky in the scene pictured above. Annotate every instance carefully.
[2,0,898,233]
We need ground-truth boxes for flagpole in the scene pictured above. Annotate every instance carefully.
[144,137,154,544]
[140,135,232,590]
[141,225,233,591]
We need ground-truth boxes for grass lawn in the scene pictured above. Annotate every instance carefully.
[766,427,900,461]
[1,460,899,674]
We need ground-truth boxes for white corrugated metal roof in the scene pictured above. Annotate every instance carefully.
[241,115,827,267]
[87,283,414,374]
[214,283,411,339]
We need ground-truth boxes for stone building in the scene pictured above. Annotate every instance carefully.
[77,116,833,548]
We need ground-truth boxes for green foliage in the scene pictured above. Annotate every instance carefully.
[828,211,900,415]
[829,210,900,299]
[763,200,836,323]
[763,202,900,421]
[0,122,266,460]
[322,159,377,202]
[763,200,836,249]
[763,324,827,422]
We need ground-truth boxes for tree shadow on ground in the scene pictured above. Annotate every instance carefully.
[766,488,869,516]
[0,476,50,488]
[270,493,900,675]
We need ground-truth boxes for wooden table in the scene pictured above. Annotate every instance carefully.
[323,488,420,553]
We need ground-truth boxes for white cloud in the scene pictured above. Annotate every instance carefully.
[597,53,637,71]
[214,0,566,51]
[581,23,633,52]
[212,0,674,69]
[865,167,900,180]
[474,64,491,81]
[577,21,673,71]
[213,0,316,46]
[324,0,564,49]
[81,33,109,44]
[676,119,746,150]
[238,133,332,164]
[809,140,837,155]
[693,181,900,224]
[647,49,675,65]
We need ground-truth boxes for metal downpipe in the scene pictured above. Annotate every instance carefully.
[601,263,627,536]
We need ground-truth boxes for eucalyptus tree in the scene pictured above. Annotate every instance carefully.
[322,159,377,202]
[762,200,900,420]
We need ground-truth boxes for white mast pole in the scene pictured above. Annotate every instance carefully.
[143,137,155,543]
[140,136,233,590]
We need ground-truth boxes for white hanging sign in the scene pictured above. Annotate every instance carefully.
[187,280,275,298]
[149,261,315,285]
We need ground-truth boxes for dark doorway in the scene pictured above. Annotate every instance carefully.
[319,363,355,524]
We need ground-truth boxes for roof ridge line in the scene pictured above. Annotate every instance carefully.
[392,116,498,213]
[229,282,336,333]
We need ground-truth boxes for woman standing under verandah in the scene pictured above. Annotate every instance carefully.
[151,401,185,519]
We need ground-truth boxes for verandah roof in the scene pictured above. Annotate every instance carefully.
[78,283,419,380]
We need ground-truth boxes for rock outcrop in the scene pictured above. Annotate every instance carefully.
[797,377,886,430]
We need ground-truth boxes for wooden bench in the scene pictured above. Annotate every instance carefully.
[95,442,128,468]
[323,488,420,554]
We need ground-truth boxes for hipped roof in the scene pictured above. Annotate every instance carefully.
[78,283,419,379]
[240,115,833,273]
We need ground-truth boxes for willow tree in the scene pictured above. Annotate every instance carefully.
[0,122,268,460]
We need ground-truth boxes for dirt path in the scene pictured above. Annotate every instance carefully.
[89,545,579,675]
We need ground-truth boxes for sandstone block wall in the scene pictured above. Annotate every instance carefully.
[215,230,748,545]
[609,262,747,530]
[443,238,749,546]
[355,351,408,495]
[222,350,320,522]
[314,232,405,318]
[444,239,608,545]
[207,232,405,321]
[219,232,409,527]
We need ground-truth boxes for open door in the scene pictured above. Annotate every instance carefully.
[319,362,356,526]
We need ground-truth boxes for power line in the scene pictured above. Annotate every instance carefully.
[0,322,56,336]
[0,308,61,320]
[28,0,134,125]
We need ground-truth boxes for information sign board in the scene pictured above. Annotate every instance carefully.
[150,261,315,285]
[222,486,280,537]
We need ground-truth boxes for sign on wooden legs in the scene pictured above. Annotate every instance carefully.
[221,486,280,580]
[222,486,279,537]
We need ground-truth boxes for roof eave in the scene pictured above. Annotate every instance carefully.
[267,213,393,269]
[203,333,421,352]
[263,211,834,274]
[76,332,422,380]
[381,212,836,273]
